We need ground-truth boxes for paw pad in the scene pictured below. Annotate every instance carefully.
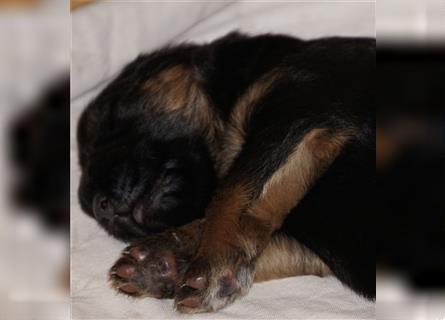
[218,269,238,297]
[110,243,182,299]
[115,263,135,279]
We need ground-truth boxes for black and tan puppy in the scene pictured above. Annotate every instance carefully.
[78,32,375,313]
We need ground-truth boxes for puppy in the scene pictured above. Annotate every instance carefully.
[78,32,375,313]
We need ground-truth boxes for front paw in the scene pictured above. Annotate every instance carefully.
[109,232,191,299]
[174,254,254,313]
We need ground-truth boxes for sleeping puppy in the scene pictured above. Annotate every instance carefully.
[77,32,375,313]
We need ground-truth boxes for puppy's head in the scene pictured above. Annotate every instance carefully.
[78,125,215,241]
[77,53,216,241]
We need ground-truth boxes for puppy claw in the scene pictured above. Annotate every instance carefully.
[185,276,206,290]
[171,232,181,243]
[177,295,202,309]
[119,283,139,294]
[129,246,148,261]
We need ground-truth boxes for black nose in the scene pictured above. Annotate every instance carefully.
[93,195,114,220]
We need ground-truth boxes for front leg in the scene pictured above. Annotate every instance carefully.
[109,217,331,302]
[175,128,353,313]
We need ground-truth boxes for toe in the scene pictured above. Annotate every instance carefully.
[185,276,206,290]
[175,285,204,313]
[176,295,201,309]
[129,246,148,261]
[157,251,177,278]
[115,263,135,279]
[218,269,238,297]
[119,283,138,294]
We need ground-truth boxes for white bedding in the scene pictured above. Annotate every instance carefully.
[71,2,376,319]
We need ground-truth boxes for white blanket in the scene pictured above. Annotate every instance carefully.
[71,2,376,319]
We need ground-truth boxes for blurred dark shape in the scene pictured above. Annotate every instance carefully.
[10,76,70,230]
[377,46,445,290]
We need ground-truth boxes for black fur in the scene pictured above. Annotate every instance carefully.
[78,32,375,298]
[11,77,70,229]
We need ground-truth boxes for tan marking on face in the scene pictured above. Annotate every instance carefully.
[254,234,331,282]
[143,65,224,161]
[217,70,280,176]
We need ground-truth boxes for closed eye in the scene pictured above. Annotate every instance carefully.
[162,191,182,199]
[164,159,183,171]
